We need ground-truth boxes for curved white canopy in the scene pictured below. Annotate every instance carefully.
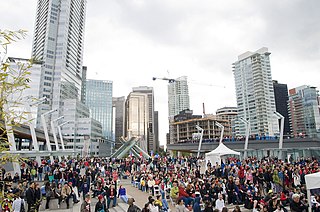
[205,142,240,156]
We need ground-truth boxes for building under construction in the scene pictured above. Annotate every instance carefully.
[169,109,231,144]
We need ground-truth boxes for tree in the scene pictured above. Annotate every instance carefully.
[0,29,33,210]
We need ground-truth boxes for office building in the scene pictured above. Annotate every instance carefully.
[273,80,290,136]
[131,86,158,152]
[7,57,43,126]
[233,47,279,136]
[154,111,159,151]
[85,79,113,155]
[31,0,87,125]
[288,85,320,138]
[168,76,190,117]
[81,66,87,104]
[125,92,149,152]
[60,99,103,156]
[216,107,238,138]
[113,96,126,149]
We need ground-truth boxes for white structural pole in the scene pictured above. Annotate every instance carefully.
[51,116,64,161]
[274,111,284,160]
[240,118,250,159]
[24,103,41,164]
[215,122,225,144]
[58,121,70,151]
[196,125,204,158]
[23,97,46,164]
[51,116,64,151]
[3,104,20,175]
[41,108,58,163]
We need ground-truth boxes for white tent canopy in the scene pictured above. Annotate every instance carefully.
[305,172,320,190]
[305,172,320,212]
[205,143,240,167]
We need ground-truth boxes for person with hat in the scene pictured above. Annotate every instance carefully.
[127,197,141,212]
[95,194,107,212]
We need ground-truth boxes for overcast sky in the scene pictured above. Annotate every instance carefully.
[1,0,320,146]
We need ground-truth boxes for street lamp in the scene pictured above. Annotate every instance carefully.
[23,97,47,164]
[195,125,204,158]
[239,117,250,159]
[41,108,58,162]
[58,121,71,151]
[274,111,284,160]
[215,122,225,144]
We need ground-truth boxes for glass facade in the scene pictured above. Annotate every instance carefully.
[85,80,113,139]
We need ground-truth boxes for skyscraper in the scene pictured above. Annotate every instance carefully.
[85,80,113,138]
[233,47,279,136]
[85,79,113,155]
[288,85,320,138]
[273,80,290,136]
[168,76,190,117]
[131,86,157,152]
[125,91,149,152]
[113,96,126,149]
[31,0,87,125]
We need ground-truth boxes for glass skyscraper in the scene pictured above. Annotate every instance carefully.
[85,80,113,140]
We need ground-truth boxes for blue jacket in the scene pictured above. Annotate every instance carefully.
[193,197,201,212]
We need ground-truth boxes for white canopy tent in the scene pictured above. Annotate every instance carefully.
[305,172,320,212]
[205,143,240,167]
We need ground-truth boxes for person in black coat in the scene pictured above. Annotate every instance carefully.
[26,182,36,212]
[95,195,108,212]
[290,194,308,212]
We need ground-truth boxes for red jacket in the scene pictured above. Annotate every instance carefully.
[178,186,189,198]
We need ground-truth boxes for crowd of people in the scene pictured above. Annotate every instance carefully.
[0,155,319,212]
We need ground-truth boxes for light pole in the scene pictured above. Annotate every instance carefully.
[196,125,204,158]
[274,111,284,160]
[58,121,71,151]
[240,117,250,159]
[41,108,58,162]
[215,122,225,144]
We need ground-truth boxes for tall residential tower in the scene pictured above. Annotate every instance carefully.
[31,0,87,125]
[168,76,190,117]
[233,47,279,136]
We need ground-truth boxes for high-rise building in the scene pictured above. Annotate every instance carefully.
[31,0,87,125]
[125,91,149,153]
[288,85,320,138]
[154,111,159,152]
[81,66,87,104]
[233,47,279,136]
[7,57,43,126]
[113,96,126,149]
[273,80,290,136]
[60,99,103,156]
[131,86,157,153]
[85,79,113,154]
[168,76,190,117]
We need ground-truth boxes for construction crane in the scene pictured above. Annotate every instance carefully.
[152,76,226,88]
[152,77,176,83]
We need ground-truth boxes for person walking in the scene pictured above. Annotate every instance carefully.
[106,184,117,209]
